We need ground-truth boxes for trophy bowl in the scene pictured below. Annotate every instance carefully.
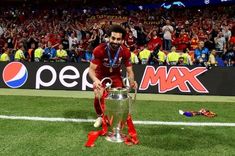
[104,87,131,143]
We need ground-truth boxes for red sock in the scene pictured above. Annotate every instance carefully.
[94,97,105,116]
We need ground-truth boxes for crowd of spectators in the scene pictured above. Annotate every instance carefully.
[0,4,234,67]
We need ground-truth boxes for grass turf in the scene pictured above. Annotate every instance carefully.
[0,95,234,155]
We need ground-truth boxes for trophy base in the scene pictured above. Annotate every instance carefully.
[105,132,125,143]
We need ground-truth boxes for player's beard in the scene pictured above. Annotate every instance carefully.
[110,43,121,51]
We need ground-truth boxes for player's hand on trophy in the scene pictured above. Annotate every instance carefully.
[93,79,102,90]
[93,80,104,98]
[130,81,138,90]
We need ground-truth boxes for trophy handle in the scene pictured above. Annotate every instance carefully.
[122,77,129,89]
[101,77,113,89]
[133,87,137,104]
[123,77,137,113]
[122,77,137,102]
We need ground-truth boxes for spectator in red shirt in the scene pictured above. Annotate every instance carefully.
[198,28,207,41]
[178,29,190,51]
[124,31,136,49]
[147,29,162,51]
[190,33,199,50]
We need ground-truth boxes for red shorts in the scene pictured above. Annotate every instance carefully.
[97,75,123,88]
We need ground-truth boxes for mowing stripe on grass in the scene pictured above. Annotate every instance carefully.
[0,115,235,127]
[1,88,235,102]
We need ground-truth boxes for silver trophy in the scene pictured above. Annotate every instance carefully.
[101,77,136,143]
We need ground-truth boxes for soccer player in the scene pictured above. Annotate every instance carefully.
[88,24,137,127]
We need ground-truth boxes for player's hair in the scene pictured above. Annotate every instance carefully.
[107,24,126,39]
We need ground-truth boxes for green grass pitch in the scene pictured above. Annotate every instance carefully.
[0,89,234,155]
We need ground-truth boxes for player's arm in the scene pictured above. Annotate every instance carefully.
[123,47,138,89]
[126,66,138,89]
[88,62,102,90]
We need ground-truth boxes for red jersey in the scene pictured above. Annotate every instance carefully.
[125,35,136,47]
[80,38,89,50]
[230,36,235,45]
[172,36,179,47]
[178,34,190,50]
[92,43,132,79]
[191,38,199,50]
[147,37,162,51]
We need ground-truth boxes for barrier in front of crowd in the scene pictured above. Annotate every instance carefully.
[0,62,234,96]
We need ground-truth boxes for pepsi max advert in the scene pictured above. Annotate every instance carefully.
[0,62,234,96]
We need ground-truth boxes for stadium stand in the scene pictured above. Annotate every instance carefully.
[0,1,234,66]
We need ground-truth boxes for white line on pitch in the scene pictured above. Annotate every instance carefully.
[0,115,235,127]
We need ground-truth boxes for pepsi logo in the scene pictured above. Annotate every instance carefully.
[2,62,28,88]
